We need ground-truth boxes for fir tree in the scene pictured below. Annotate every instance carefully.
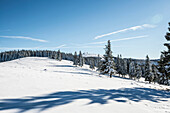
[89,58,95,70]
[57,50,62,61]
[97,56,103,72]
[121,59,127,78]
[99,40,116,78]
[73,51,78,66]
[152,64,159,84]
[158,22,170,85]
[127,58,132,75]
[135,63,142,81]
[116,54,121,76]
[145,55,154,83]
[129,61,135,79]
[78,51,83,67]
[97,54,101,68]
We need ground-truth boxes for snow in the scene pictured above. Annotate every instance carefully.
[82,53,102,58]
[0,57,169,113]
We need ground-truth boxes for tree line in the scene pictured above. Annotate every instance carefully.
[0,23,169,86]
[97,22,169,86]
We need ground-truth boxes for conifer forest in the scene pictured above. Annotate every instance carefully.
[0,1,170,113]
[0,22,169,86]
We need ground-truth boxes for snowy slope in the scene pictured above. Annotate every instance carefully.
[0,57,169,113]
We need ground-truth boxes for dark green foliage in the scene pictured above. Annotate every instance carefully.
[152,64,159,83]
[157,22,170,85]
[89,58,95,70]
[97,54,101,68]
[129,61,135,79]
[99,40,116,78]
[73,51,78,66]
[116,55,121,76]
[57,50,62,61]
[78,51,83,67]
[144,55,154,83]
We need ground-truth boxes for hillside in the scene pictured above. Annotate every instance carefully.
[0,57,169,113]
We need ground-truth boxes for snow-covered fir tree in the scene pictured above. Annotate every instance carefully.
[97,54,101,68]
[54,52,58,59]
[97,56,103,72]
[145,55,154,83]
[73,51,78,66]
[141,65,145,77]
[116,54,121,76]
[89,58,95,70]
[152,64,159,84]
[135,63,142,81]
[57,50,62,61]
[121,58,127,78]
[99,40,116,78]
[127,58,132,75]
[157,22,170,85]
[78,51,83,67]
[129,61,135,79]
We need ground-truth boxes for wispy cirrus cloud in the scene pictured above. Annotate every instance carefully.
[55,44,66,48]
[0,44,66,51]
[75,45,122,48]
[94,24,156,40]
[89,35,148,45]
[0,36,48,42]
[0,47,40,51]
[35,44,67,50]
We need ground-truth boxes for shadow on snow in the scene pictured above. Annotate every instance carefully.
[53,70,91,75]
[47,65,74,68]
[0,87,169,113]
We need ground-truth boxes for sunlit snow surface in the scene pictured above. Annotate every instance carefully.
[0,57,169,113]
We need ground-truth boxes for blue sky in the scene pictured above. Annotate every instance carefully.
[0,0,170,59]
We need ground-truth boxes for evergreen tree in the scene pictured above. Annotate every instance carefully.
[121,59,127,78]
[97,54,101,68]
[99,40,116,78]
[129,61,135,79]
[158,22,170,85]
[127,58,132,75]
[141,65,145,77]
[97,56,103,72]
[135,63,142,81]
[152,64,159,84]
[73,51,78,66]
[116,54,122,76]
[54,52,58,59]
[78,51,83,67]
[57,50,62,61]
[89,58,95,70]
[145,55,154,83]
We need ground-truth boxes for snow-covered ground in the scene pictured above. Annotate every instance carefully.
[0,57,169,113]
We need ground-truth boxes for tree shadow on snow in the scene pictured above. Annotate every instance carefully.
[47,65,74,67]
[0,87,169,113]
[112,75,132,80]
[53,70,91,75]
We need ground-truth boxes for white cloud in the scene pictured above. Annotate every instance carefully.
[55,44,66,48]
[62,45,121,49]
[0,36,48,42]
[37,44,67,50]
[0,44,66,51]
[89,35,148,45]
[71,45,104,48]
[0,47,40,51]
[111,35,148,42]
[94,24,156,39]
